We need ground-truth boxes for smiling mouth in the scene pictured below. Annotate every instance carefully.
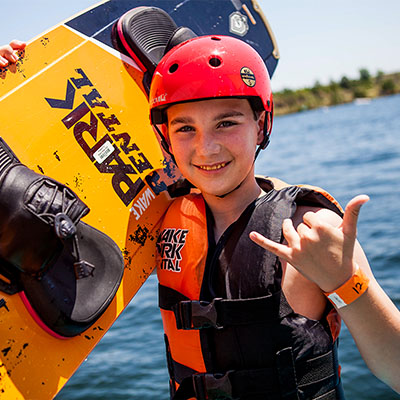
[197,162,228,171]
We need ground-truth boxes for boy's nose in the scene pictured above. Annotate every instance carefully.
[195,130,221,156]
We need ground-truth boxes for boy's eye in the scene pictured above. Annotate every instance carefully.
[218,120,237,128]
[176,125,194,133]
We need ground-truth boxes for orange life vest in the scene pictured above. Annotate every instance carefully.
[157,177,345,400]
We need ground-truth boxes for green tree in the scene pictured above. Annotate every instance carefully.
[376,70,384,81]
[381,79,395,95]
[329,80,342,104]
[329,80,340,92]
[339,76,351,89]
[311,80,323,96]
[282,88,293,95]
[359,68,371,82]
[354,86,367,98]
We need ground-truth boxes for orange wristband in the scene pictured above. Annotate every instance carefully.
[324,265,370,309]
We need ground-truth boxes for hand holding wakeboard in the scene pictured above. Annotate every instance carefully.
[0,40,26,67]
[0,1,279,398]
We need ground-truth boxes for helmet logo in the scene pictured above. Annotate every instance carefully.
[151,93,167,106]
[240,67,256,87]
[229,11,249,37]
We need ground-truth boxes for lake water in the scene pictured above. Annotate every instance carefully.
[56,94,400,399]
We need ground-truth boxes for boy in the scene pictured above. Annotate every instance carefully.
[149,35,400,399]
[3,37,399,398]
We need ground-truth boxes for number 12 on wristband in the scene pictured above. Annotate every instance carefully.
[324,265,370,309]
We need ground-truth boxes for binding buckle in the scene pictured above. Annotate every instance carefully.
[174,298,223,330]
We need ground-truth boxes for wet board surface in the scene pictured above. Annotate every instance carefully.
[0,1,278,398]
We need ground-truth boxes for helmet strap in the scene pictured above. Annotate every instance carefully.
[257,111,272,151]
[215,181,244,198]
[153,124,176,163]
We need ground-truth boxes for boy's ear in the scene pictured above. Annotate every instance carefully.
[256,111,266,145]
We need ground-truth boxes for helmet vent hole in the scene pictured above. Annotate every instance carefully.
[169,63,179,73]
[210,37,221,41]
[209,57,222,68]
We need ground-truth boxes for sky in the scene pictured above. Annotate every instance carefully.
[1,0,399,91]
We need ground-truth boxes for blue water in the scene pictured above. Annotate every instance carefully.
[56,94,400,399]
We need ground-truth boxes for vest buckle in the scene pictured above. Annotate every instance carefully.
[192,371,235,400]
[174,298,223,330]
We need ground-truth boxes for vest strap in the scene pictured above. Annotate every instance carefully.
[171,343,343,400]
[159,284,293,330]
[276,347,299,398]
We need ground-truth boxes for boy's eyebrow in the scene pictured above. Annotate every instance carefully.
[214,111,244,120]
[169,116,194,126]
[169,111,245,126]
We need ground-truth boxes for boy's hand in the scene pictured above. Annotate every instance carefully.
[0,40,26,67]
[249,195,370,292]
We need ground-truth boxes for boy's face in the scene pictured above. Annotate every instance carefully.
[166,98,265,197]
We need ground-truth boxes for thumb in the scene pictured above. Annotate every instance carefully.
[341,194,369,238]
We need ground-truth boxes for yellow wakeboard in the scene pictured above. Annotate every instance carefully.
[0,0,279,398]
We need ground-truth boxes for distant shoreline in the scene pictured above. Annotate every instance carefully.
[274,71,400,115]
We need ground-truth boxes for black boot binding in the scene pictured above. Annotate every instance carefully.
[112,6,197,95]
[0,138,124,337]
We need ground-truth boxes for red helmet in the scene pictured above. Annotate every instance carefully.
[149,35,273,148]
